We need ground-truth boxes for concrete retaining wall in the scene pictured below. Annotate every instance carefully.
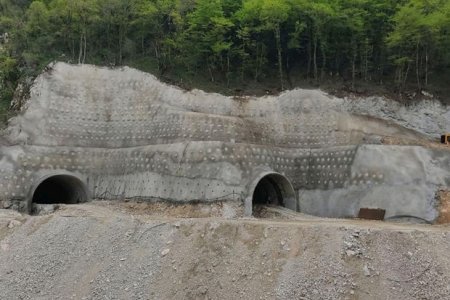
[300,145,450,222]
[0,63,448,221]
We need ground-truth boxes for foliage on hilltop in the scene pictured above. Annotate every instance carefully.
[1,0,450,121]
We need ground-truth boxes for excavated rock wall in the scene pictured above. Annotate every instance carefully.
[0,63,449,221]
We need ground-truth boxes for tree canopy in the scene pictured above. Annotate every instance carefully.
[1,0,450,113]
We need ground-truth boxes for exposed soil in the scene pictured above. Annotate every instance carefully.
[437,190,450,224]
[380,135,450,150]
[1,201,449,300]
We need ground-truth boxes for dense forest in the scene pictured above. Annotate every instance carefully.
[1,0,450,120]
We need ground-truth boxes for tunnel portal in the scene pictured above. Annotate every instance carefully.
[32,175,88,205]
[251,174,297,216]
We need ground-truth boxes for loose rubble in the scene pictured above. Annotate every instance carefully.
[0,202,449,300]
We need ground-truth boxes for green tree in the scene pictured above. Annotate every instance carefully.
[70,0,99,64]
[387,0,450,91]
[338,0,366,89]
[304,1,336,82]
[260,0,290,90]
[238,0,290,89]
[183,0,233,82]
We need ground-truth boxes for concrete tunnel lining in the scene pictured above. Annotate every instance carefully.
[247,173,297,215]
[29,174,89,209]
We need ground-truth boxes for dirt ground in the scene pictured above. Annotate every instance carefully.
[1,201,450,300]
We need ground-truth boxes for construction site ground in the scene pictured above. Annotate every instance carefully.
[1,201,449,300]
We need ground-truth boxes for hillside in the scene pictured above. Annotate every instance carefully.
[0,53,448,300]
[2,0,450,125]
[0,1,449,299]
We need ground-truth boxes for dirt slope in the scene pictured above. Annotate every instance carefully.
[1,202,450,300]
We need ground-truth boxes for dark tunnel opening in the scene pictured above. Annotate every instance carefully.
[32,175,88,205]
[252,177,284,206]
[251,174,297,217]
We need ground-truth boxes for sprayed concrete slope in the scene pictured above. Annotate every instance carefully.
[0,62,449,221]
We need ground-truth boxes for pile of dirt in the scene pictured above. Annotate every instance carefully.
[99,200,242,219]
[1,201,449,300]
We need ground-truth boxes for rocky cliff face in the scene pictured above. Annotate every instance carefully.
[0,63,448,222]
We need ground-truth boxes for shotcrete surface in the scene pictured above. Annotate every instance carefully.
[0,62,449,222]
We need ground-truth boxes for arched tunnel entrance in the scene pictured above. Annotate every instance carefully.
[253,177,284,206]
[31,175,88,206]
[250,173,297,217]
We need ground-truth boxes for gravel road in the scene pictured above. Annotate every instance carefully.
[1,202,449,300]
